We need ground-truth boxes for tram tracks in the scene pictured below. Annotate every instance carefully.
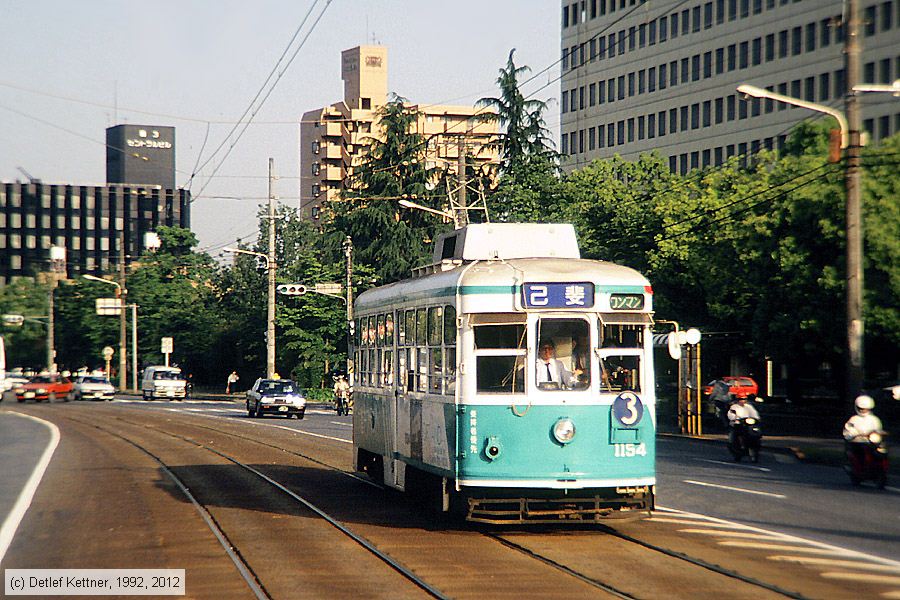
[52,409,810,598]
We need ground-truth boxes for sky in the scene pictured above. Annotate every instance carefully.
[0,1,561,256]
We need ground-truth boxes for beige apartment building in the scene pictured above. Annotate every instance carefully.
[299,46,498,220]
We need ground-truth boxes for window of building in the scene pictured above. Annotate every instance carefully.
[714,146,723,166]
[865,5,877,36]
[764,33,775,62]
[627,118,635,142]
[715,97,724,123]
[649,20,657,44]
[703,51,712,78]
[791,26,801,55]
[571,45,579,68]
[740,0,750,18]
[589,83,596,106]
[702,149,711,168]
[717,0,725,23]
[590,38,596,61]
[693,5,701,31]
[639,23,646,47]
[648,113,656,138]
[561,90,569,113]
[878,115,890,139]
[819,72,831,101]
[680,106,689,131]
[881,1,893,31]
[659,110,667,136]
[779,29,788,58]
[648,66,656,92]
[671,12,679,38]
[805,76,815,101]
[790,79,801,99]
[628,72,635,96]
[864,118,874,136]
[561,134,569,155]
[660,15,668,42]
[806,22,816,53]
[607,79,615,103]
[669,108,677,134]
[616,120,624,145]
[681,57,689,82]
[579,129,585,153]
[691,103,700,129]
[739,41,749,68]
[864,61,875,84]
[727,94,736,120]
[599,81,606,103]
[562,48,569,70]
[580,86,585,109]
[704,2,713,28]
[617,75,625,100]
[728,0,737,20]
[607,123,615,147]
[691,54,700,81]
[739,97,749,119]
[589,127,596,150]
[659,63,667,89]
[562,4,569,27]
[670,60,678,86]
[703,100,711,127]
[751,97,761,117]
[608,33,616,57]
[752,38,761,65]
[571,89,577,111]
[679,154,688,175]
[669,156,677,172]
[598,123,606,148]
[571,2,579,24]
[727,44,736,71]
[835,69,846,97]
[618,29,626,54]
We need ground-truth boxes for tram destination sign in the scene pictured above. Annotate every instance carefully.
[609,293,645,310]
[522,282,594,309]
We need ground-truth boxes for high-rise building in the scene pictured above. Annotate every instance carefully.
[559,0,900,173]
[106,124,176,189]
[1,124,189,284]
[299,46,499,220]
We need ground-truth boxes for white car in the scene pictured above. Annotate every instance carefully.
[73,375,116,401]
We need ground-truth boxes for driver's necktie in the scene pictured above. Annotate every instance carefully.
[546,362,552,382]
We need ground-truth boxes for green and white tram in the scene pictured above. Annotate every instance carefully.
[352,223,655,523]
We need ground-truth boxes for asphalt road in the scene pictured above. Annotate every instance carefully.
[1,398,898,599]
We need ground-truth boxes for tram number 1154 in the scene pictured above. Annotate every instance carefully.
[613,442,647,457]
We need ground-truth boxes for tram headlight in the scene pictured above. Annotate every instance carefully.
[553,418,576,445]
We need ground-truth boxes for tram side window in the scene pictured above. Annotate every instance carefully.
[536,318,591,391]
[598,324,643,393]
[405,310,415,346]
[444,305,457,395]
[427,306,444,392]
[474,324,526,394]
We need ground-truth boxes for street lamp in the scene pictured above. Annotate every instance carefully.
[736,82,863,402]
[398,199,455,220]
[224,246,275,378]
[853,79,900,95]
[736,84,848,148]
[83,274,128,390]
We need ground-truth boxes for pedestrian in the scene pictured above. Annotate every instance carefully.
[226,371,239,394]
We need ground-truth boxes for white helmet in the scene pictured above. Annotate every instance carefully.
[855,395,875,412]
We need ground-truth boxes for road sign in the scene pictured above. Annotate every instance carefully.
[2,314,24,326]
[277,284,306,296]
[314,283,343,295]
[102,346,115,360]
[161,337,173,354]
[95,298,122,316]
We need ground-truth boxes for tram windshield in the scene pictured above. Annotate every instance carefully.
[535,318,591,391]
[598,324,643,393]
[474,322,526,394]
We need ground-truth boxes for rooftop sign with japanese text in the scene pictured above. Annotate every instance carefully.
[522,282,595,309]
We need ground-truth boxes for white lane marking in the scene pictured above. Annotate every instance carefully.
[885,486,900,494]
[678,528,787,541]
[683,479,786,498]
[821,572,900,585]
[882,591,900,599]
[0,413,61,564]
[162,408,351,444]
[648,517,750,529]
[695,458,771,472]
[718,541,849,555]
[657,506,900,567]
[329,421,352,427]
[768,555,900,574]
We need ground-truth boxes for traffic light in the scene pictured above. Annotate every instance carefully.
[276,284,306,296]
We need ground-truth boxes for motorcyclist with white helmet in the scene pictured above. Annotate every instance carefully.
[843,395,883,442]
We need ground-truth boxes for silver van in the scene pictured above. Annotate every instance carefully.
[142,366,187,400]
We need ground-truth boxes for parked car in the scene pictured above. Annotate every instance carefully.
[73,374,116,401]
[15,373,74,402]
[246,378,306,419]
[702,376,759,400]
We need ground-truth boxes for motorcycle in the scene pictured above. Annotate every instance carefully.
[334,389,353,416]
[728,417,763,463]
[845,431,889,489]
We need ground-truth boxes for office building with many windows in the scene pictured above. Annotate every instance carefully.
[560,0,900,173]
[299,45,498,220]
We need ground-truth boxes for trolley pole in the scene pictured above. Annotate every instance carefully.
[343,236,354,385]
[118,239,127,391]
[267,158,277,379]
[844,0,864,405]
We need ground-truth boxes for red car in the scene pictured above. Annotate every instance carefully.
[15,373,74,402]
[703,376,759,400]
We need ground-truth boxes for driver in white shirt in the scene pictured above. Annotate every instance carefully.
[535,340,575,388]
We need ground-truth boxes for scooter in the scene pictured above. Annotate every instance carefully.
[728,417,763,463]
[335,389,353,416]
[845,431,889,489]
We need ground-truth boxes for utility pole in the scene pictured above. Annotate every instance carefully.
[844,0,864,404]
[457,136,468,228]
[118,240,127,390]
[343,236,354,384]
[46,246,66,372]
[267,158,277,379]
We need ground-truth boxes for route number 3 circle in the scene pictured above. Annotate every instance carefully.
[613,392,643,427]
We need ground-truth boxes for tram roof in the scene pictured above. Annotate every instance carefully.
[356,257,650,311]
